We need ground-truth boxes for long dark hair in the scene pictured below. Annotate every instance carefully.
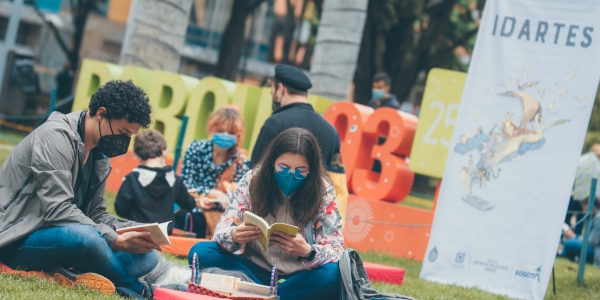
[250,128,329,227]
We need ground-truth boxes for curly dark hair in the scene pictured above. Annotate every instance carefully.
[89,80,152,128]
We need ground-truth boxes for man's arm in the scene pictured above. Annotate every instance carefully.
[250,118,280,168]
[32,130,130,246]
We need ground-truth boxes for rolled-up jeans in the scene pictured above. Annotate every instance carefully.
[0,224,157,294]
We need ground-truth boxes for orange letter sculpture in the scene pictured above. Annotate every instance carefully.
[326,103,418,202]
[323,102,373,192]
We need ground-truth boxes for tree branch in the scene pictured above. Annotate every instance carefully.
[246,0,266,12]
[427,27,479,68]
[32,0,72,57]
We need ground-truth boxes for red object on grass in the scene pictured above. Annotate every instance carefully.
[154,287,222,300]
[0,261,51,279]
[363,262,405,285]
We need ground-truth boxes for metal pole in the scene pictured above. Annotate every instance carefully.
[552,265,556,295]
[173,115,190,173]
[577,178,597,283]
[0,0,25,99]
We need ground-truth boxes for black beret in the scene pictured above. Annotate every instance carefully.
[274,64,312,91]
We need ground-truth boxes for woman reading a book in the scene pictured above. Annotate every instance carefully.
[188,128,344,300]
[178,105,250,237]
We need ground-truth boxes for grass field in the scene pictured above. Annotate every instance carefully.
[1,138,600,299]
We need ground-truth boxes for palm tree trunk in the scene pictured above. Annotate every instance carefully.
[309,0,368,101]
[120,0,193,72]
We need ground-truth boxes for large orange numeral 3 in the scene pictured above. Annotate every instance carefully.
[324,102,373,193]
[325,103,417,203]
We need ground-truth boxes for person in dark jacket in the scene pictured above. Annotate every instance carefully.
[115,130,200,235]
[251,64,349,226]
[368,72,400,110]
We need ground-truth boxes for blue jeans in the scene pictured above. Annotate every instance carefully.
[0,225,157,294]
[188,242,340,300]
[561,238,595,264]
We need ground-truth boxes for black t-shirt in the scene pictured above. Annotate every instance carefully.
[74,112,100,211]
[250,102,344,173]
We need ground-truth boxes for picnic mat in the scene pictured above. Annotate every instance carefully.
[364,262,405,285]
[154,287,222,300]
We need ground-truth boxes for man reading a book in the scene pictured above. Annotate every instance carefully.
[0,81,158,299]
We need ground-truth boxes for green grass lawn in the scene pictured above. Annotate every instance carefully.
[2,141,600,299]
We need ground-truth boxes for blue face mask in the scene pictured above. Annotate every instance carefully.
[372,89,385,100]
[212,132,237,149]
[274,167,307,197]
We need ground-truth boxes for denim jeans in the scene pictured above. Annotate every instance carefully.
[562,238,595,264]
[188,242,340,300]
[0,225,157,294]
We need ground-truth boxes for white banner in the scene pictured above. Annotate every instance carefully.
[420,0,600,299]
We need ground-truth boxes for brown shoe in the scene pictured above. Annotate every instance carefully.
[50,267,116,295]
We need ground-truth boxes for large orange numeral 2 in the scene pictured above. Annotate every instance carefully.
[351,108,417,202]
[324,102,373,192]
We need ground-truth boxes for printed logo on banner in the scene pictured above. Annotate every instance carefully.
[428,247,439,263]
[514,266,542,283]
[451,252,468,270]
[456,252,466,264]
[472,258,510,274]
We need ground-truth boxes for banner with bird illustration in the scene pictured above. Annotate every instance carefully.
[420,0,600,299]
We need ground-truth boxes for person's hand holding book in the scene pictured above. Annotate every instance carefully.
[269,232,312,258]
[111,231,161,254]
[232,223,263,245]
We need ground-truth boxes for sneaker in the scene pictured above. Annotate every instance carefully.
[50,267,115,295]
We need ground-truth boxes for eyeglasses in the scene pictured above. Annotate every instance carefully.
[275,164,309,179]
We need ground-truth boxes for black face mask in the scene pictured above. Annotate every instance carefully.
[97,117,131,158]
[272,86,282,112]
[272,98,281,112]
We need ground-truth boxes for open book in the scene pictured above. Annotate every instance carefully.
[116,222,171,246]
[200,273,272,298]
[244,211,299,251]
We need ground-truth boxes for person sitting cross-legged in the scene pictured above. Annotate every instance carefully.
[189,128,344,300]
[0,80,158,299]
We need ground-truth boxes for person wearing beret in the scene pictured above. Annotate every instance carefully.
[250,64,349,228]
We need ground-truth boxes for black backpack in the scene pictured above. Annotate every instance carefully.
[339,249,415,300]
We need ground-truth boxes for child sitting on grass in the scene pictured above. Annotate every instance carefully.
[115,129,200,235]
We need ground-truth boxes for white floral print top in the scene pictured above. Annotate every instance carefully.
[212,169,345,269]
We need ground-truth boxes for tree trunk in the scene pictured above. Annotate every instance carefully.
[309,0,368,101]
[213,0,249,80]
[70,0,94,71]
[281,0,297,65]
[352,0,377,105]
[120,0,193,72]
[386,0,456,102]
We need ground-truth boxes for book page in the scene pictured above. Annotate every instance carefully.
[116,223,158,234]
[116,222,171,246]
[234,281,270,295]
[268,223,299,238]
[230,291,270,299]
[200,273,237,292]
[244,211,270,251]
